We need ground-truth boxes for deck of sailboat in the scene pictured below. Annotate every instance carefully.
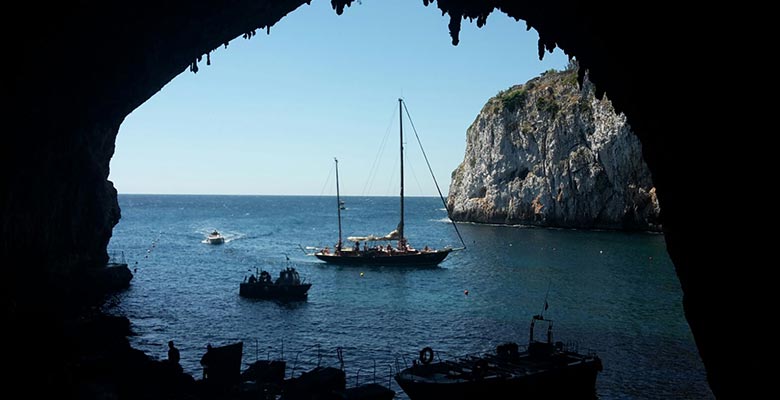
[314,248,452,266]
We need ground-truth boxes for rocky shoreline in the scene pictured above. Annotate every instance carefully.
[4,264,195,399]
[5,263,393,399]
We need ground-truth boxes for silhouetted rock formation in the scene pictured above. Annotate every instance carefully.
[448,68,660,230]
[3,1,742,398]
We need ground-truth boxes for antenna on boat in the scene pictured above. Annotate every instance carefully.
[540,280,552,319]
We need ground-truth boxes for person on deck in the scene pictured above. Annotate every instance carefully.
[398,238,408,252]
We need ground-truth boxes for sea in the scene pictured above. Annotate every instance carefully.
[105,194,713,399]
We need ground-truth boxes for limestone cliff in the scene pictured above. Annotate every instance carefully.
[448,68,660,230]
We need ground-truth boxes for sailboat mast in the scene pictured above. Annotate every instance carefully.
[335,157,342,246]
[398,98,405,240]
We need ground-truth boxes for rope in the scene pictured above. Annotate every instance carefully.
[401,100,467,249]
[319,161,336,196]
[362,104,397,195]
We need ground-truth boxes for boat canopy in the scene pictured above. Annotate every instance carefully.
[347,227,401,242]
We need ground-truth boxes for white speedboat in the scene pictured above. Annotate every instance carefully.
[207,230,225,244]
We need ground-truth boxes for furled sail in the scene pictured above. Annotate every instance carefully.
[347,223,402,242]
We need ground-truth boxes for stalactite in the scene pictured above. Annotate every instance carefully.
[538,38,546,60]
[476,14,487,28]
[206,52,211,66]
[331,0,357,15]
[448,12,462,46]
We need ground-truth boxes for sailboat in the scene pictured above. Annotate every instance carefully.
[313,99,464,266]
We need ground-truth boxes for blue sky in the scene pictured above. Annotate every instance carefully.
[110,0,568,196]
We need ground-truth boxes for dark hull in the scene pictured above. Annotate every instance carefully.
[239,283,311,300]
[202,341,243,385]
[395,358,600,400]
[314,249,451,266]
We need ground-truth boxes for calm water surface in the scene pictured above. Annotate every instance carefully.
[106,194,712,399]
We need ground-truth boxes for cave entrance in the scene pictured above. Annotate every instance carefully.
[103,1,711,399]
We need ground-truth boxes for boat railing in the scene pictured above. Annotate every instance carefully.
[287,342,329,379]
[353,359,384,387]
[107,250,126,265]
[561,340,580,354]
[247,340,399,392]
[394,346,502,371]
[550,340,600,358]
[562,340,598,357]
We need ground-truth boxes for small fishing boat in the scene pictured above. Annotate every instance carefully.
[239,266,311,301]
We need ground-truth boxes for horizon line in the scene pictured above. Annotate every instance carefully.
[116,193,446,198]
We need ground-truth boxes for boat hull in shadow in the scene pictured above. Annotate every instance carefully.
[395,359,599,400]
[314,249,451,266]
[239,283,311,301]
[395,315,602,400]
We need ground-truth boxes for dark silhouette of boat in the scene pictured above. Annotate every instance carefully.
[239,266,311,301]
[284,366,395,400]
[312,99,465,267]
[200,341,243,387]
[394,314,602,399]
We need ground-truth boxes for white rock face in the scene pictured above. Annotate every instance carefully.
[448,70,660,230]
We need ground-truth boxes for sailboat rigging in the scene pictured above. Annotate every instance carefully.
[313,98,465,266]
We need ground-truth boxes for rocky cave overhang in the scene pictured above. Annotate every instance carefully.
[3,1,735,397]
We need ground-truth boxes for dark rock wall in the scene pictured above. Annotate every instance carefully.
[2,1,738,397]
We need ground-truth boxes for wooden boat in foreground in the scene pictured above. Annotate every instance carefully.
[394,315,602,399]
